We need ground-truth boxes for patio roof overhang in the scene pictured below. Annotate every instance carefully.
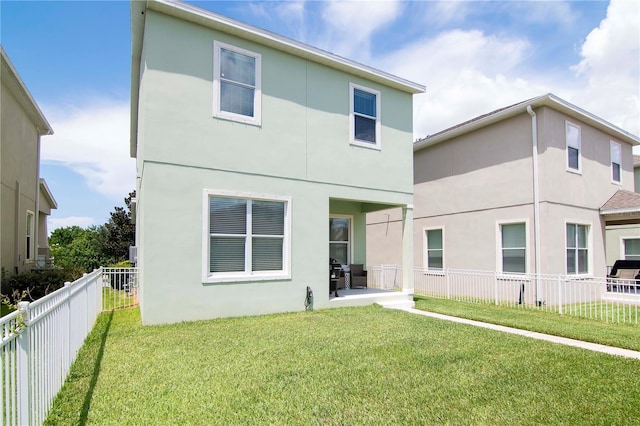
[600,189,640,224]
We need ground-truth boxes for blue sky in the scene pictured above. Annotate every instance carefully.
[2,0,638,233]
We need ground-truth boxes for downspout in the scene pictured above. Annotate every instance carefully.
[34,134,42,266]
[527,106,542,304]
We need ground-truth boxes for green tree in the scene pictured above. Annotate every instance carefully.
[49,225,111,272]
[103,191,136,263]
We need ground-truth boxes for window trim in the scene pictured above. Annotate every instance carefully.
[620,237,640,261]
[423,226,444,273]
[610,140,622,184]
[349,82,381,150]
[212,40,262,126]
[202,189,291,283]
[565,220,592,276]
[565,121,582,174]
[329,214,353,267]
[26,210,35,261]
[496,219,528,275]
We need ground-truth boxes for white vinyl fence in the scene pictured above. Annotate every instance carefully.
[412,268,639,325]
[1,267,138,426]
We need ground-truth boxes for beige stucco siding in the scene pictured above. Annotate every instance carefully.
[1,80,40,273]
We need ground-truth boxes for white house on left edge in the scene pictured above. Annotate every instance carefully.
[129,0,425,324]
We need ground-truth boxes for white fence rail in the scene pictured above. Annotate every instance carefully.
[412,268,639,325]
[1,267,138,426]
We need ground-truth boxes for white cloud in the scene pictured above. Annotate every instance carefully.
[318,0,402,59]
[48,216,96,234]
[379,29,542,138]
[570,0,640,136]
[40,101,135,202]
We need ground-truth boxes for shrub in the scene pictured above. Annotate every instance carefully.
[1,268,84,306]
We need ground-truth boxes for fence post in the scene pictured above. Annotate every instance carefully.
[64,282,72,376]
[494,271,499,305]
[446,269,451,299]
[557,275,563,315]
[17,301,31,426]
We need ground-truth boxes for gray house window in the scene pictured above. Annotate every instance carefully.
[611,141,621,183]
[566,223,589,274]
[566,122,581,172]
[425,228,443,270]
[500,223,526,273]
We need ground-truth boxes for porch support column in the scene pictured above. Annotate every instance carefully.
[402,204,414,293]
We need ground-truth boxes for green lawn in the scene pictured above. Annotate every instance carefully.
[46,306,639,425]
[415,296,640,351]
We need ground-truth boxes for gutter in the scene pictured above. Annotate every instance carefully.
[527,105,542,304]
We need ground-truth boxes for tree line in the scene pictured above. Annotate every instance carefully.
[49,191,136,272]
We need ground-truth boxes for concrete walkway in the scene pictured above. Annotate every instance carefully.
[399,307,640,360]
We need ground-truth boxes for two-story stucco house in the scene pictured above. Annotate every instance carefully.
[130,0,424,324]
[368,93,640,279]
[1,47,57,275]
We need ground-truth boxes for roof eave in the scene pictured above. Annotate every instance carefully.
[414,93,640,152]
[1,47,53,136]
[39,178,58,210]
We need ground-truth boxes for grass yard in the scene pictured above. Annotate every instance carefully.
[415,296,640,352]
[45,305,639,425]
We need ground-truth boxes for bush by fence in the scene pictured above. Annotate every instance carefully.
[1,268,85,306]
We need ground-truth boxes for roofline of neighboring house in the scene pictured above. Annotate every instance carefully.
[600,207,640,216]
[414,93,640,152]
[1,46,53,136]
[129,0,426,158]
[39,178,58,210]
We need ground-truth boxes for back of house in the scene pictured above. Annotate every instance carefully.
[130,0,424,324]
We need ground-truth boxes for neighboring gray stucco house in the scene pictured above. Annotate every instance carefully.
[603,155,640,268]
[1,47,56,275]
[368,93,640,278]
[130,0,424,324]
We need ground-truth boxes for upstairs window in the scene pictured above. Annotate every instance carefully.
[204,190,290,282]
[213,41,261,125]
[566,122,581,172]
[425,228,444,270]
[611,141,621,183]
[623,238,640,260]
[566,223,589,275]
[350,83,381,149]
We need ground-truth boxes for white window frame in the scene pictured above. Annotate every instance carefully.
[213,40,262,126]
[566,121,581,174]
[610,140,622,184]
[329,215,353,267]
[423,227,444,273]
[26,210,35,261]
[496,219,528,276]
[565,221,592,276]
[202,189,291,283]
[620,237,640,260]
[349,83,381,150]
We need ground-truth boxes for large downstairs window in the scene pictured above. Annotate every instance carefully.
[204,190,290,283]
[213,41,262,125]
[566,223,589,275]
[350,83,381,149]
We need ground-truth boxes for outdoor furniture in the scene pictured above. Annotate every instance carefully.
[607,260,640,293]
[349,264,367,288]
[330,259,344,297]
